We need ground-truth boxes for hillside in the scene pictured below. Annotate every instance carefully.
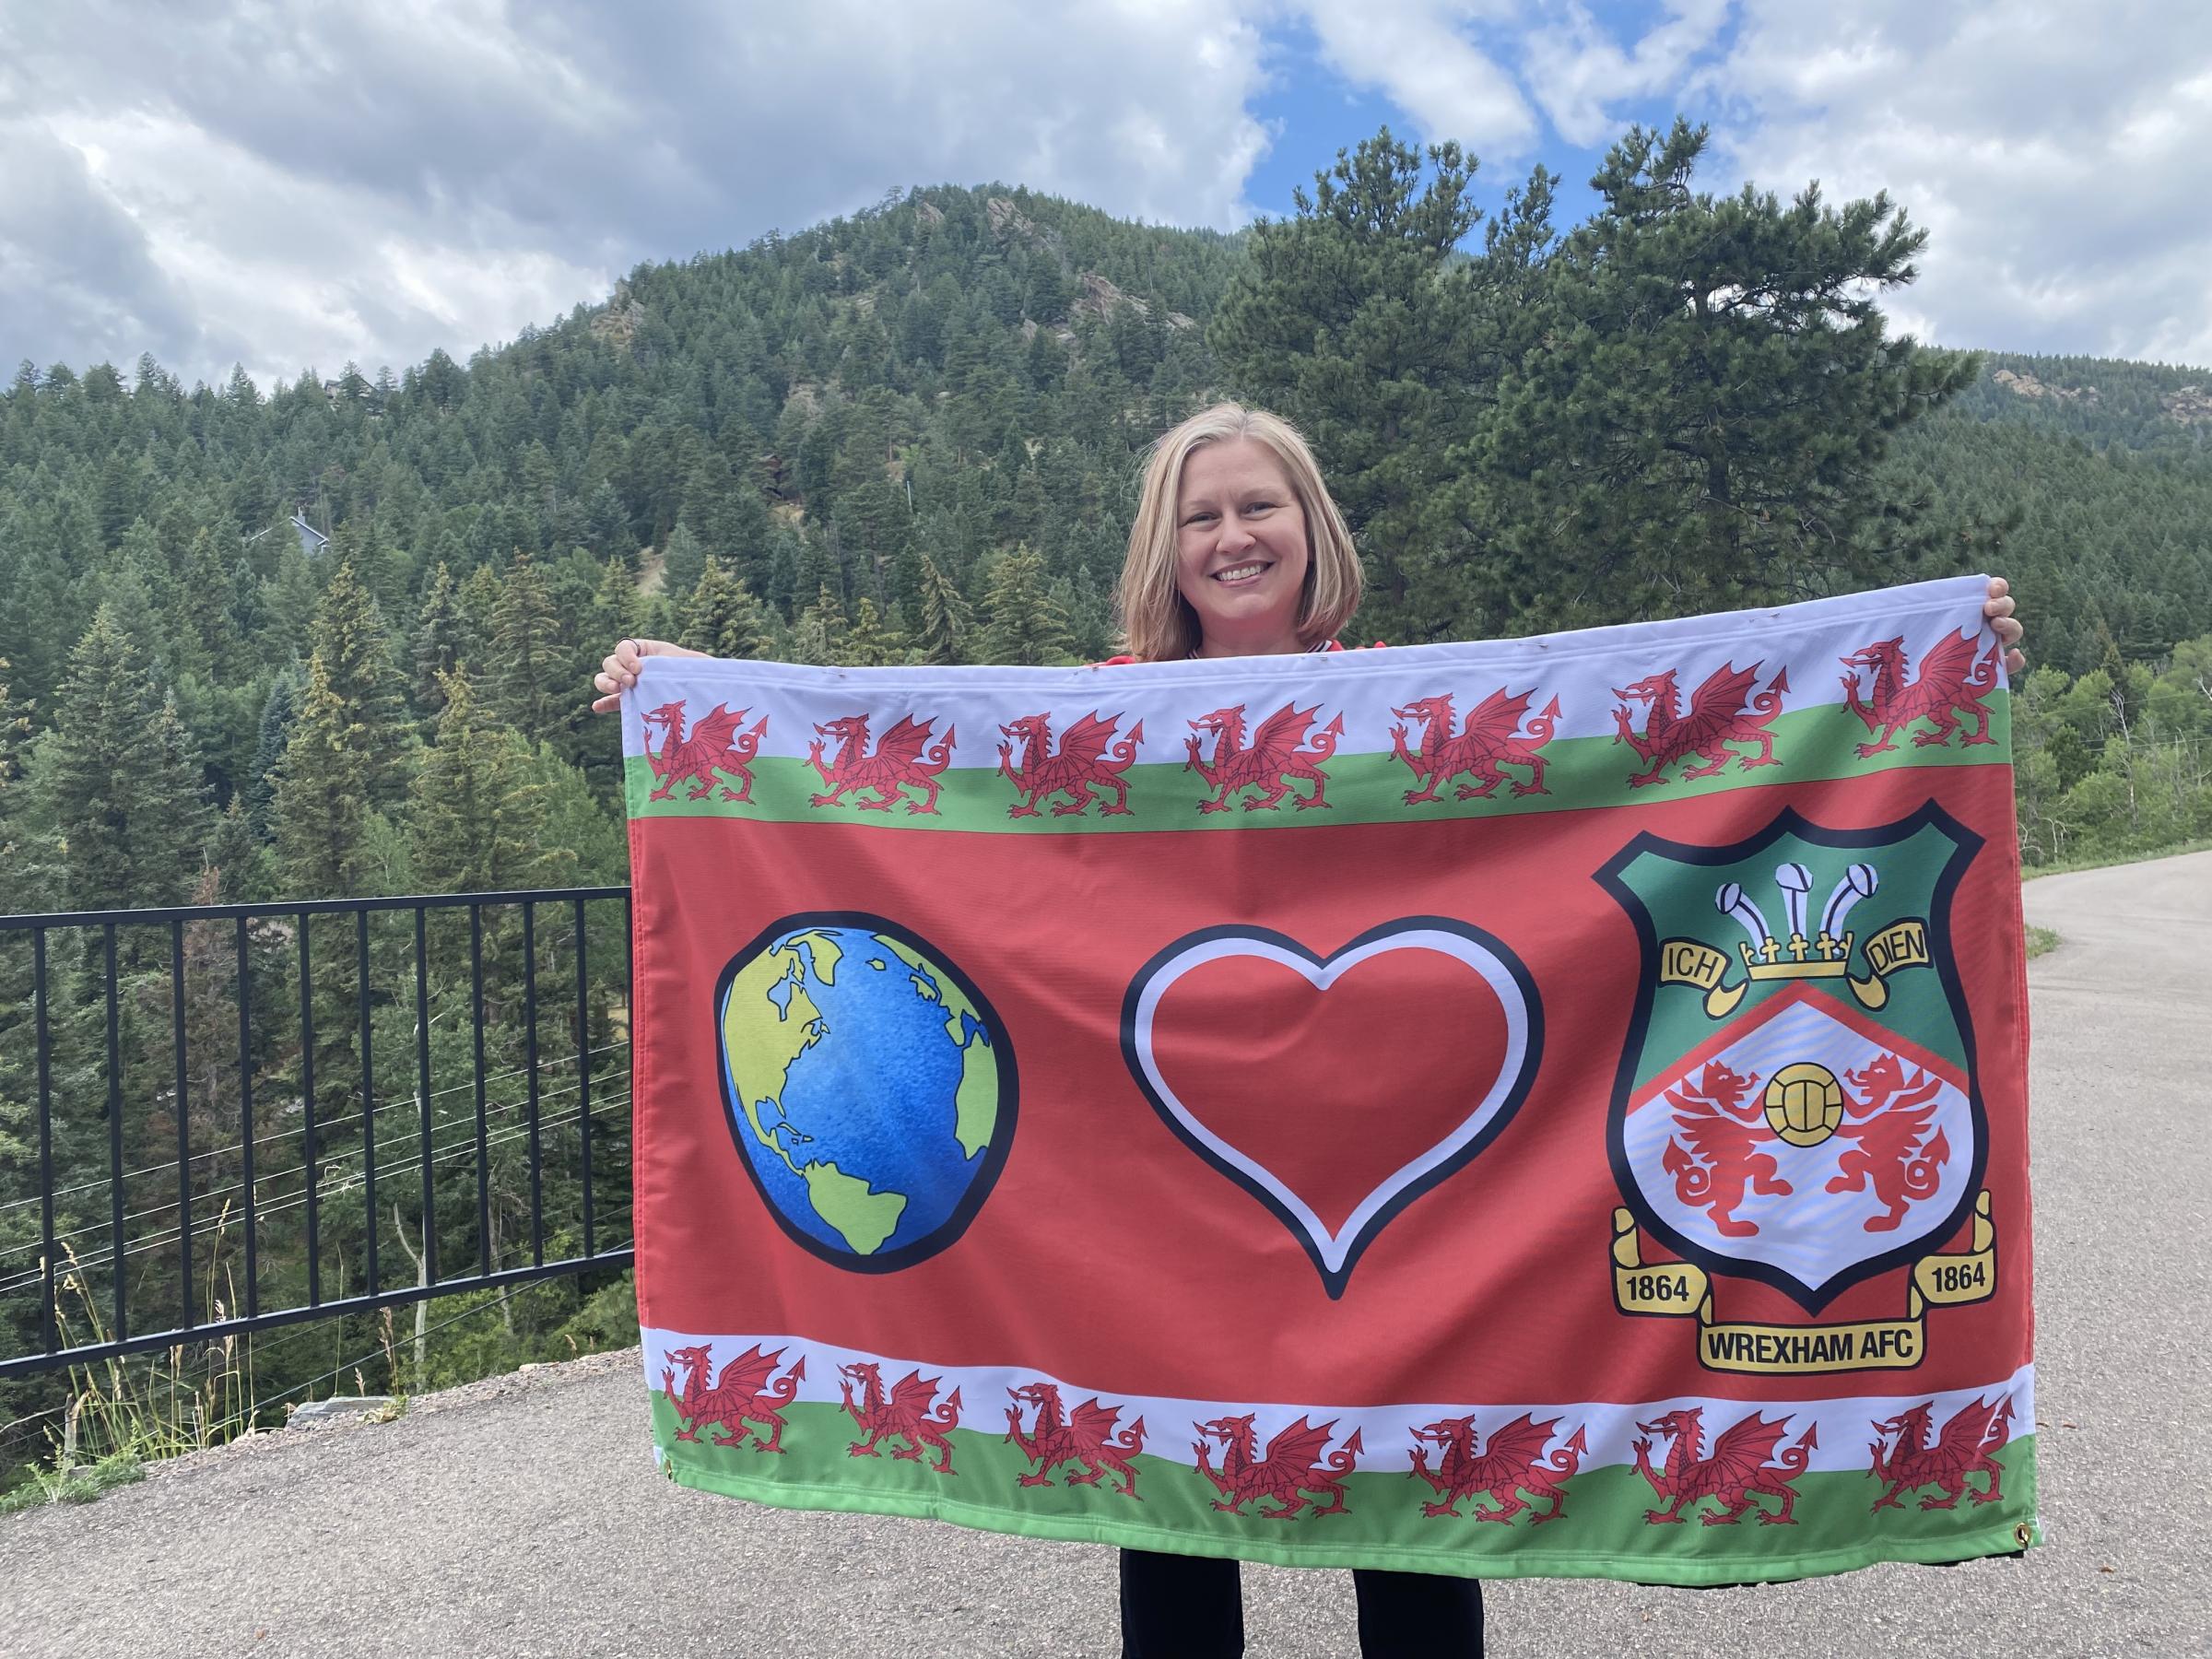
[0,179,2206,906]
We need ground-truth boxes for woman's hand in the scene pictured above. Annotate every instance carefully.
[1983,578,2024,677]
[591,638,707,713]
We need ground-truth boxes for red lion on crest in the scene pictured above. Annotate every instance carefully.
[1634,1407,1818,1525]
[1660,1059,1792,1239]
[1184,702,1346,813]
[1868,1394,2013,1512]
[1406,1413,1587,1524]
[1390,688,1561,803]
[996,711,1145,818]
[1827,1053,1951,1231]
[837,1360,962,1474]
[807,712,956,815]
[1194,1413,1363,1518]
[641,700,769,803]
[661,1342,805,1453]
[1840,629,2001,758]
[1004,1381,1147,1498]
[1612,663,1789,786]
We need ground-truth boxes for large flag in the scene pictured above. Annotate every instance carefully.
[624,574,2036,1583]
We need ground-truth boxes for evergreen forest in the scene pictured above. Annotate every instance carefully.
[0,124,2206,1480]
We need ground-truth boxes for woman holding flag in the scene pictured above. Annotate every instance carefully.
[593,403,2024,1656]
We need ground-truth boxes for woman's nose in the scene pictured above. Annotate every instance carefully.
[1217,517,1254,554]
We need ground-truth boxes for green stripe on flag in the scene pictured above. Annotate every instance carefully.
[628,697,2011,831]
[651,1399,2037,1583]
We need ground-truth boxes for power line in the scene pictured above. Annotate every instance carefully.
[0,1090,633,1300]
[0,1039,630,1217]
[0,1053,633,1265]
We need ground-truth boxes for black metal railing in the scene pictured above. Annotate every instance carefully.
[0,888,635,1381]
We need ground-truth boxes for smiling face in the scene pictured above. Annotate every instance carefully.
[1173,438,1312,657]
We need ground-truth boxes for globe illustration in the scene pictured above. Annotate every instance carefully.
[716,918,1014,1267]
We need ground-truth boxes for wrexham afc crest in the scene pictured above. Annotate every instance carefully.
[1596,804,1987,1313]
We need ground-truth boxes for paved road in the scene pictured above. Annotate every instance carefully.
[4,852,2206,1657]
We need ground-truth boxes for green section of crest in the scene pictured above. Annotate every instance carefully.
[1613,818,1976,1091]
[650,1395,2038,1584]
[626,695,2010,832]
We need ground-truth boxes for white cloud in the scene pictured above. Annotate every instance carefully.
[1521,0,1730,146]
[0,0,2205,379]
[1297,0,1540,153]
[0,0,1277,385]
[1705,0,2212,363]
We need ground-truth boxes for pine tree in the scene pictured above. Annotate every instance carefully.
[978,548,1071,665]
[844,597,912,666]
[308,555,411,806]
[489,547,564,744]
[244,669,300,836]
[406,671,557,893]
[1477,120,1975,629]
[1209,129,1487,641]
[789,583,852,665]
[272,652,376,898]
[679,557,774,658]
[586,557,642,659]
[455,565,501,674]
[0,657,33,909]
[583,480,632,562]
[913,553,973,665]
[174,526,241,677]
[660,522,709,601]
[36,608,214,911]
[205,796,270,902]
[412,561,466,718]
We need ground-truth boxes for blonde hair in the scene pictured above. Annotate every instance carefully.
[1117,403,1362,662]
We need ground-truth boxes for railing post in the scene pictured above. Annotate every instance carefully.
[574,895,594,1257]
[299,911,320,1308]
[357,910,376,1297]
[33,927,55,1356]
[173,919,192,1331]
[237,915,257,1321]
[105,923,124,1346]
[524,900,543,1268]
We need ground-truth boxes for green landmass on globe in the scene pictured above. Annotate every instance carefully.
[720,925,1001,1257]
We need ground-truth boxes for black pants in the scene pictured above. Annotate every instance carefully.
[1118,1548,1483,1658]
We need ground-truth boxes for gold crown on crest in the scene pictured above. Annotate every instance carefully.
[1659,861,1930,1018]
[1718,861,1874,976]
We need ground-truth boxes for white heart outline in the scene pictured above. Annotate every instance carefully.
[1122,917,1542,1297]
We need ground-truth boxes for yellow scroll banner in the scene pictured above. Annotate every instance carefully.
[1659,916,1934,1018]
[1610,1191,1997,1375]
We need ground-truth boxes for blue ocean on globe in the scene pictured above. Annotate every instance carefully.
[718,924,1005,1263]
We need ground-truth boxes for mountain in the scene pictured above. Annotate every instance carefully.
[0,179,2206,905]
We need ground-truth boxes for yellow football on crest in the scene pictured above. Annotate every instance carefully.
[1764,1062,1844,1147]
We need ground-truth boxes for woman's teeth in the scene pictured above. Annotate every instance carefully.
[1213,562,1270,584]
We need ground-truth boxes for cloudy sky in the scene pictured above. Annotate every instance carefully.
[2,0,2206,389]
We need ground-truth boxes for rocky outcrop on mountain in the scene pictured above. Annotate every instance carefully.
[1071,273,1194,330]
[590,281,645,352]
[2161,384,2212,425]
[1992,368,2100,405]
[986,195,1041,242]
